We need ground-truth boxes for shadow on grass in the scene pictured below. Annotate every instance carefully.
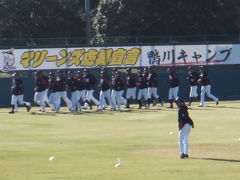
[192,157,240,163]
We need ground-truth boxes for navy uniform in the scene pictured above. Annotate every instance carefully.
[83,69,99,109]
[56,70,72,111]
[147,67,164,106]
[136,70,148,109]
[9,73,31,114]
[112,71,127,111]
[126,68,136,108]
[176,99,194,159]
[34,71,49,112]
[198,67,219,107]
[67,71,81,112]
[186,67,199,106]
[48,72,60,112]
[168,69,179,108]
[98,70,112,111]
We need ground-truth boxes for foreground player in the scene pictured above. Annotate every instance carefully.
[136,69,148,109]
[9,73,31,114]
[176,98,194,159]
[48,72,60,112]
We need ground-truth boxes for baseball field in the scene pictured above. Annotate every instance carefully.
[0,101,239,180]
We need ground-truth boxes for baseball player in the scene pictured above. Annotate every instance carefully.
[136,69,148,109]
[198,66,219,107]
[167,68,179,108]
[56,70,72,111]
[112,71,126,111]
[98,70,112,111]
[176,98,194,159]
[125,68,136,108]
[83,69,99,109]
[186,66,199,106]
[9,72,31,114]
[48,72,60,112]
[34,70,49,112]
[110,68,118,110]
[76,70,86,107]
[146,67,164,107]
[67,71,81,112]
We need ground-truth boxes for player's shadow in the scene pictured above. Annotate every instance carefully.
[192,157,240,163]
[31,112,56,116]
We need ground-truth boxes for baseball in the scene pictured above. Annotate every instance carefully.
[49,156,55,161]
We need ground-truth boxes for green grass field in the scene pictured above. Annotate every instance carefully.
[0,101,239,180]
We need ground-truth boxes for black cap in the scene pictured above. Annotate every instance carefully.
[49,72,54,76]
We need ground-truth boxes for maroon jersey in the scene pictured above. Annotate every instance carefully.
[48,78,58,93]
[35,75,49,92]
[56,75,67,91]
[112,77,125,91]
[126,73,136,88]
[83,73,97,90]
[76,75,86,91]
[147,72,158,88]
[136,74,148,89]
[67,77,78,92]
[11,78,23,95]
[100,75,111,91]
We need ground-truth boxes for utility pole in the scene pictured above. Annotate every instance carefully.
[85,0,91,44]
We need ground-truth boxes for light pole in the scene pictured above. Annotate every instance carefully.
[85,0,91,44]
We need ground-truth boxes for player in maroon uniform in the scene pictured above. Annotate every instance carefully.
[56,70,72,111]
[83,69,99,109]
[136,69,148,109]
[9,72,31,114]
[67,71,81,112]
[34,70,49,112]
[125,68,137,108]
[186,66,199,106]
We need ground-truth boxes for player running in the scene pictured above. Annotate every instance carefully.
[98,70,112,111]
[167,68,179,108]
[48,72,60,113]
[56,70,72,111]
[67,71,81,112]
[146,67,164,107]
[125,68,137,108]
[186,66,199,106]
[34,70,50,112]
[136,69,148,109]
[83,69,99,109]
[198,66,219,107]
[9,72,31,114]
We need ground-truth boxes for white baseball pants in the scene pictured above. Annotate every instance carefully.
[58,91,72,109]
[190,86,198,98]
[137,88,147,100]
[200,85,218,106]
[147,87,159,99]
[126,87,136,99]
[168,87,179,100]
[11,94,30,111]
[179,124,191,155]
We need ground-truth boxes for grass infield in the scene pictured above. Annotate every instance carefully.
[0,101,239,180]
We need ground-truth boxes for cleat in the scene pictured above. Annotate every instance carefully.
[216,101,219,105]
[180,153,185,159]
[198,105,204,107]
[184,154,189,158]
[9,111,15,114]
[26,105,31,112]
[167,106,173,109]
